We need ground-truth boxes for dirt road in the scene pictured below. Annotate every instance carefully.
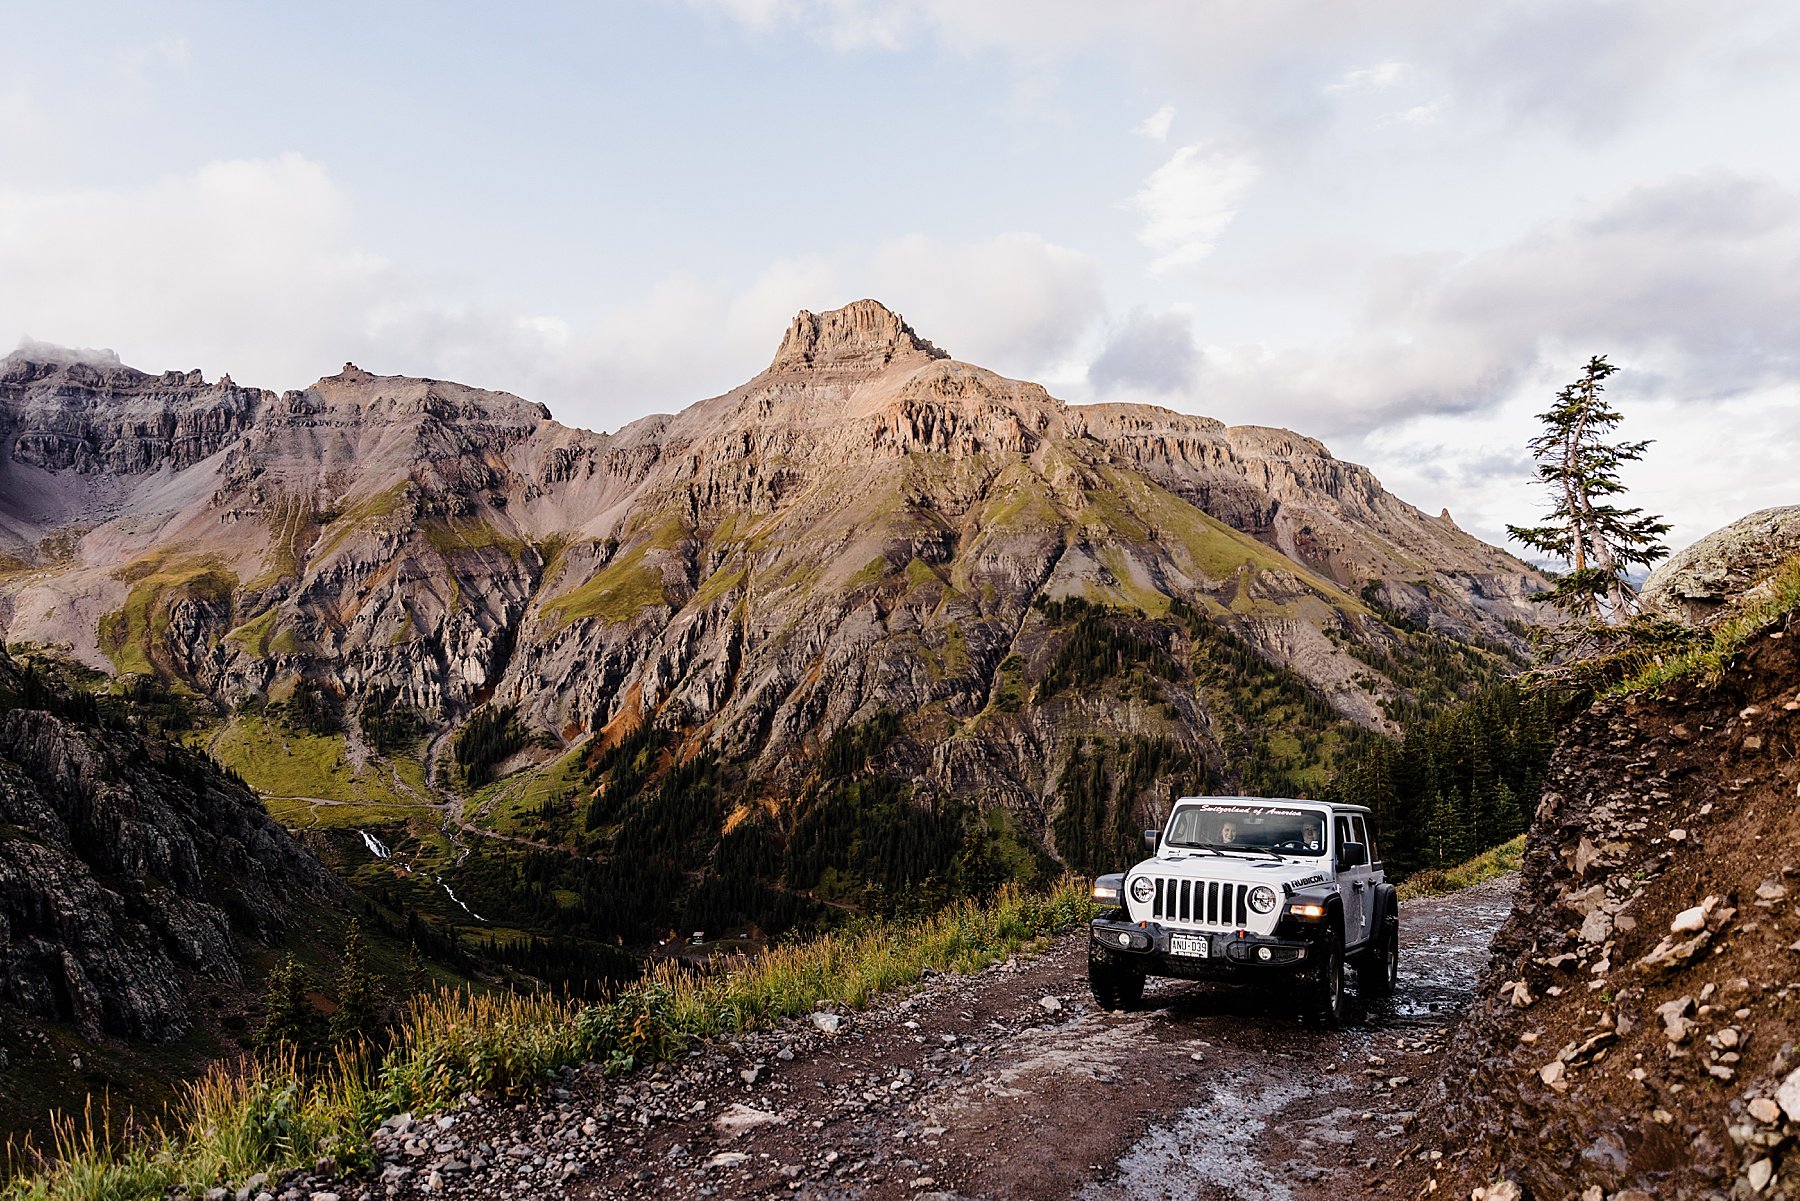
[340,876,1515,1201]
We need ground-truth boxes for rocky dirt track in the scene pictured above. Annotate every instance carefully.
[293,876,1515,1201]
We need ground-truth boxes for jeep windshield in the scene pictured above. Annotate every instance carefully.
[1164,804,1328,857]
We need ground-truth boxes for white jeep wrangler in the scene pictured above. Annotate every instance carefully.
[1087,796,1398,1026]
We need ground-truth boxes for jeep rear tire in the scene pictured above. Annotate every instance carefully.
[1362,918,1399,998]
[1311,936,1347,1027]
[1088,952,1146,1012]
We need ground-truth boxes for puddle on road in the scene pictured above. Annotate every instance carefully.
[1076,1075,1323,1201]
[1389,883,1516,1021]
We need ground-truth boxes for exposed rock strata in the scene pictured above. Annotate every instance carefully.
[0,649,332,1043]
[0,303,1546,816]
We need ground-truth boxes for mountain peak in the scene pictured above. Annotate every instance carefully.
[4,339,124,367]
[768,299,948,374]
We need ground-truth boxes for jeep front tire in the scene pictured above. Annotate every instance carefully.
[1311,935,1347,1027]
[1088,949,1146,1012]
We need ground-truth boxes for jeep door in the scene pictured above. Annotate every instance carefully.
[1334,815,1372,948]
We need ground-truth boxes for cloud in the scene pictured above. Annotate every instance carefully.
[365,231,1105,429]
[1328,60,1409,93]
[0,154,1107,432]
[1386,100,1443,126]
[1130,144,1259,273]
[863,232,1105,376]
[1134,105,1175,141]
[1165,167,1800,553]
[1186,169,1800,436]
[690,1,1788,150]
[1086,308,1200,398]
[1442,1,1734,138]
[0,154,388,387]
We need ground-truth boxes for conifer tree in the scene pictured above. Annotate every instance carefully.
[405,941,431,998]
[329,919,383,1044]
[1508,356,1670,624]
[257,953,312,1052]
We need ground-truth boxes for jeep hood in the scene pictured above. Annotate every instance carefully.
[1130,852,1329,889]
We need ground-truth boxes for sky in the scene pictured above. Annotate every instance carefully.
[2,1,1797,556]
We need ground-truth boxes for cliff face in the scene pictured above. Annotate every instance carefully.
[0,354,269,476]
[0,301,1545,827]
[0,650,333,1045]
[1421,522,1800,1200]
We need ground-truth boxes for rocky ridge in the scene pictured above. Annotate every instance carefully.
[0,303,1543,818]
[1641,506,1800,629]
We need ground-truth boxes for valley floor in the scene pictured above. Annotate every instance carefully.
[297,876,1517,1201]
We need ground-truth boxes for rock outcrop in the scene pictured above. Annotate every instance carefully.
[1640,505,1800,628]
[768,298,948,374]
[0,648,333,1044]
[1421,513,1800,1199]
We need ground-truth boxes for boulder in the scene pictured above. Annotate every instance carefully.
[1639,505,1800,627]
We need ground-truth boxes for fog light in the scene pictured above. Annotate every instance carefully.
[1117,932,1130,947]
[1257,946,1272,962]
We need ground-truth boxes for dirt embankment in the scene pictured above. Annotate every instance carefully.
[1420,616,1800,1200]
[290,879,1513,1201]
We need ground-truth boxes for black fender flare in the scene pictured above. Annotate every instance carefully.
[1275,887,1344,943]
[1370,882,1398,928]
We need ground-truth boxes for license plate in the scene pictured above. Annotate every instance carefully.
[1170,933,1209,958]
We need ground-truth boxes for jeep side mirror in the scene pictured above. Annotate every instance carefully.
[1143,828,1161,852]
[1338,841,1368,868]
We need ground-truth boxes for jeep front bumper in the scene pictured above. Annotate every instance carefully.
[1089,916,1314,977]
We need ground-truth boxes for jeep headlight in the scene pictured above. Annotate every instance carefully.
[1129,877,1155,903]
[1248,886,1277,914]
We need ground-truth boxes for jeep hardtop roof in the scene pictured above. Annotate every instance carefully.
[1171,795,1370,817]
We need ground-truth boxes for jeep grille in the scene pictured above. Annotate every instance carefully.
[1149,877,1250,929]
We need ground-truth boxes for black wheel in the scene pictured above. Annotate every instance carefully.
[1089,950,1146,1012]
[1363,918,1399,998]
[1311,936,1347,1027]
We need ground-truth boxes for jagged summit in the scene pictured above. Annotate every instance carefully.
[3,339,124,369]
[0,312,1544,748]
[767,299,948,374]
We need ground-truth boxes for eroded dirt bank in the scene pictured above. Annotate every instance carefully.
[301,876,1515,1201]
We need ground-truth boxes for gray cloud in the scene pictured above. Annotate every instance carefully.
[693,1,1790,151]
[1188,169,1800,441]
[1442,2,1730,138]
[5,339,124,368]
[1087,308,1202,397]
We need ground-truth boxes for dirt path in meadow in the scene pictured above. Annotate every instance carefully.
[298,876,1515,1201]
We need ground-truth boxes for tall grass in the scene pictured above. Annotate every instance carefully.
[1396,834,1526,902]
[3,880,1093,1200]
[1609,553,1800,696]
